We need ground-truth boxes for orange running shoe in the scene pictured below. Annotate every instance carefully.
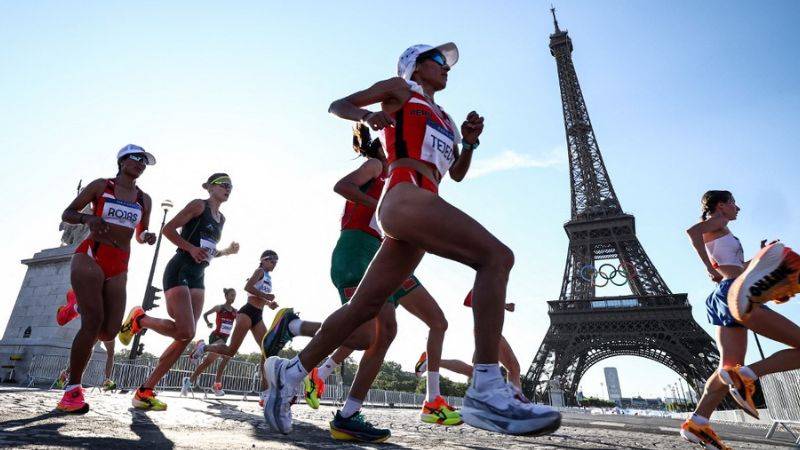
[420,395,462,426]
[56,289,79,326]
[304,367,325,409]
[719,366,759,419]
[56,385,90,414]
[728,243,800,320]
[680,419,730,450]
[414,352,428,378]
[132,387,167,411]
[118,306,145,346]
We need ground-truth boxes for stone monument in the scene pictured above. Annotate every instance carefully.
[0,195,105,383]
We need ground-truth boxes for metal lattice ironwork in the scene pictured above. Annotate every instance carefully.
[523,10,720,405]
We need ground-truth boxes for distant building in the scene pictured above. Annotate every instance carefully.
[604,367,622,405]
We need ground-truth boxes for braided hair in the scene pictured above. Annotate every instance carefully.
[700,190,733,220]
[352,123,383,159]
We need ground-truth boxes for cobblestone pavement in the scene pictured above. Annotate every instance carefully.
[0,387,794,449]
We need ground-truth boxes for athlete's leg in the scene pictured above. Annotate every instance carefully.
[190,353,220,384]
[205,314,252,357]
[214,356,231,385]
[694,326,747,418]
[343,303,398,406]
[400,286,447,373]
[440,359,473,378]
[498,335,521,388]
[141,288,204,389]
[102,340,115,380]
[137,286,191,338]
[67,255,106,386]
[317,346,354,380]
[741,307,800,375]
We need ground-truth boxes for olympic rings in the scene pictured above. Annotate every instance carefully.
[579,262,637,287]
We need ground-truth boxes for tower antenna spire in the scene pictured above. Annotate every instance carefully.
[550,5,561,33]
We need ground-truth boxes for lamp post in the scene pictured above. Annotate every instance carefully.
[128,199,173,361]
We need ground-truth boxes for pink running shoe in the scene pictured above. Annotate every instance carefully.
[56,289,79,326]
[56,385,89,414]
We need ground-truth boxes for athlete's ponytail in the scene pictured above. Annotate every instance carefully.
[700,190,733,220]
[352,123,383,159]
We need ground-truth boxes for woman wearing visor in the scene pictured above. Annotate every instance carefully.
[57,144,157,413]
[119,173,239,410]
[263,43,562,437]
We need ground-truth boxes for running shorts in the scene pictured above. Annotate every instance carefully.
[163,253,207,291]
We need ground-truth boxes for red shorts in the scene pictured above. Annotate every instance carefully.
[386,167,439,194]
[75,239,130,279]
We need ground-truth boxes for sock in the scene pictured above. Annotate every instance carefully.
[340,396,362,418]
[317,357,339,380]
[284,356,308,386]
[739,366,757,380]
[288,319,303,337]
[690,413,709,425]
[472,363,504,391]
[64,384,81,392]
[426,371,441,402]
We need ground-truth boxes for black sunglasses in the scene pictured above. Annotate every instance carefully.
[124,154,147,164]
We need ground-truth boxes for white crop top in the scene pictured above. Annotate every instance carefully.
[705,233,744,268]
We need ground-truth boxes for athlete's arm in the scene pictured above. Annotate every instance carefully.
[505,303,515,312]
[333,159,383,208]
[62,178,109,233]
[328,77,410,130]
[449,111,485,182]
[203,305,221,328]
[216,241,240,257]
[244,268,276,302]
[686,216,727,282]
[163,199,207,263]
[135,193,157,245]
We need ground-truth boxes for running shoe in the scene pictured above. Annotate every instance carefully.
[261,308,299,358]
[718,366,759,419]
[510,383,533,405]
[303,367,325,409]
[461,382,561,435]
[180,376,192,397]
[414,352,428,378]
[132,387,167,411]
[102,379,117,391]
[728,243,800,320]
[329,410,391,443]
[56,289,79,326]
[56,385,89,414]
[421,395,462,425]
[213,382,225,397]
[118,306,145,346]
[258,390,268,408]
[680,419,730,450]
[189,339,206,364]
[53,370,68,389]
[263,356,301,434]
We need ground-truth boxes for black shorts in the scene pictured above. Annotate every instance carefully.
[208,332,228,345]
[163,253,207,291]
[238,303,263,328]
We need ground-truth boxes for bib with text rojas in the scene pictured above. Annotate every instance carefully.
[101,198,142,229]
[421,120,456,176]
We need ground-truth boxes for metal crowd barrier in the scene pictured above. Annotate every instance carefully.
[26,354,107,388]
[761,369,800,444]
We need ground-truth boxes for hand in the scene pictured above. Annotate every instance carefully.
[264,293,276,302]
[461,111,484,146]
[505,303,515,312]
[85,216,110,234]
[362,111,395,131]
[266,300,278,310]
[761,239,779,248]
[188,246,209,263]
[142,232,157,245]
[225,241,240,255]
[707,267,723,283]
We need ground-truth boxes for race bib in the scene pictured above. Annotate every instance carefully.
[220,321,233,335]
[200,238,218,261]
[101,198,141,229]
[421,120,455,176]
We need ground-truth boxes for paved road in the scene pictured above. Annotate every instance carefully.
[0,387,794,449]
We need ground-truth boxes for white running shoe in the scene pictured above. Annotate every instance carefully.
[212,382,225,397]
[180,376,192,397]
[189,340,206,365]
[462,382,561,435]
[263,356,300,434]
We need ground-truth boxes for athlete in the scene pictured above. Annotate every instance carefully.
[119,173,239,411]
[182,288,238,396]
[263,43,561,437]
[188,250,280,404]
[415,292,531,402]
[680,190,800,449]
[56,289,119,391]
[56,144,157,413]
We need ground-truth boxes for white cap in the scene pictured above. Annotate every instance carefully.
[397,42,459,80]
[117,144,156,165]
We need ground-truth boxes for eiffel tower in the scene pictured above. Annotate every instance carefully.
[522,10,720,405]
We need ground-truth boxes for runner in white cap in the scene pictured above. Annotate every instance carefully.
[262,42,562,438]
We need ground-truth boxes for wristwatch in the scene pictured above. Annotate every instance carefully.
[461,139,480,151]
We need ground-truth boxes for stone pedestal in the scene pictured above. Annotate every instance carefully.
[548,378,565,407]
[0,245,104,383]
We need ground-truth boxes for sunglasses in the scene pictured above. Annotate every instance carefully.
[125,154,147,164]
[418,52,446,67]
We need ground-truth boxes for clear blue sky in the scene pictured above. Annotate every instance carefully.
[1,1,798,399]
